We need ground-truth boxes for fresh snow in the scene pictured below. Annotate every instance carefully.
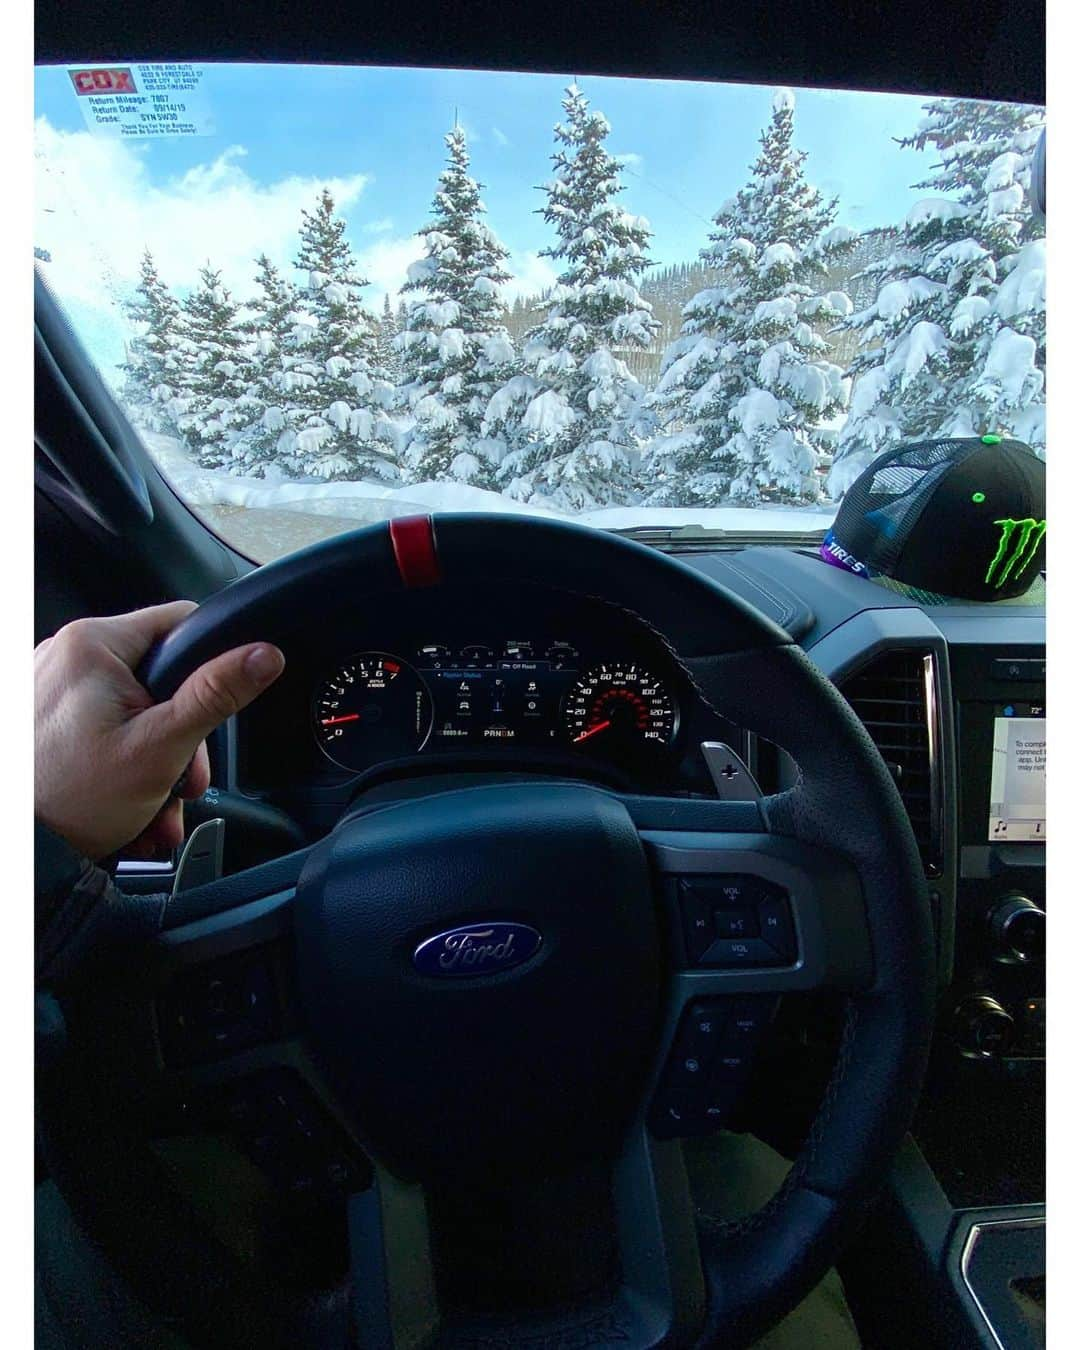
[111,87,1044,556]
[993,239,1045,320]
[148,432,834,532]
[905,198,969,228]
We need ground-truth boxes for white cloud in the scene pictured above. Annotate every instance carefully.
[504,250,558,301]
[33,114,559,369]
[614,152,643,169]
[491,126,510,148]
[357,234,423,303]
[34,115,371,368]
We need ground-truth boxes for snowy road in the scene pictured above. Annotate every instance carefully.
[196,502,380,561]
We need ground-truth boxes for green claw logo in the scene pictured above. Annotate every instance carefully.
[985,518,1046,589]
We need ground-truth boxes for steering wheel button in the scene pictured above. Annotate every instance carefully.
[758,895,797,960]
[700,937,778,967]
[713,1050,753,1079]
[677,880,718,963]
[713,906,759,939]
[725,997,777,1042]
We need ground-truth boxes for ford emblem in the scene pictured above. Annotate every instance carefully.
[413,922,542,978]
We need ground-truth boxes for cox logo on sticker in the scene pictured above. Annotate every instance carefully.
[69,68,137,96]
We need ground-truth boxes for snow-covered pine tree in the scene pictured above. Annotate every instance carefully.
[397,126,516,487]
[119,249,188,434]
[828,99,1045,496]
[230,253,301,477]
[375,294,401,381]
[175,264,252,470]
[486,83,659,510]
[646,88,854,507]
[285,188,397,482]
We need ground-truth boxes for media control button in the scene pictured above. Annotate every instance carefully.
[701,937,778,967]
[758,893,797,960]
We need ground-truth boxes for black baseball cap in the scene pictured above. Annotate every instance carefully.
[821,437,1046,602]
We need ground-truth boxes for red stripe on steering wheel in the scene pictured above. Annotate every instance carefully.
[389,515,442,589]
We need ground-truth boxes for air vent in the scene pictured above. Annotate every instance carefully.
[840,650,942,876]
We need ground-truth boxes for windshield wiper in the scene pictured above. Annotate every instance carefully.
[611,523,828,551]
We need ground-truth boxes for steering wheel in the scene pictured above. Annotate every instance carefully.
[38,514,935,1350]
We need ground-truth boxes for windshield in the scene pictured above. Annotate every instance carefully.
[34,64,1045,562]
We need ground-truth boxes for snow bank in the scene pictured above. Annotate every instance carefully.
[144,434,839,542]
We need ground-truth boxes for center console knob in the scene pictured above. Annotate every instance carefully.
[990,894,1045,961]
[953,995,1015,1059]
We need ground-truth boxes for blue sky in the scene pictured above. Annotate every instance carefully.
[34,62,940,373]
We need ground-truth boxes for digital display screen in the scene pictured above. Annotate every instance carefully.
[988,703,1046,842]
[419,655,579,748]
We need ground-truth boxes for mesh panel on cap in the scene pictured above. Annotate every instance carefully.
[837,438,984,574]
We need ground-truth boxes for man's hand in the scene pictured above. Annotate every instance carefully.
[35,602,285,861]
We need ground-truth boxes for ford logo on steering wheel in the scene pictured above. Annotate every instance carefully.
[413,923,542,978]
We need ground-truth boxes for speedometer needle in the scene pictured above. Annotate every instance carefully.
[321,714,361,726]
[573,719,611,744]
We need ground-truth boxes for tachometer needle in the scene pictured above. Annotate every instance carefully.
[573,720,611,744]
[321,713,361,726]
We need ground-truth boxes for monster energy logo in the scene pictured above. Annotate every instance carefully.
[985,518,1046,589]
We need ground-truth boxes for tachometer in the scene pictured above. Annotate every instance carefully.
[564,664,677,754]
[313,653,433,771]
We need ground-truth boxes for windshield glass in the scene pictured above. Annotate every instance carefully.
[34,64,1045,561]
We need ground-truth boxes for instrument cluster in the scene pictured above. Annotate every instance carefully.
[311,638,679,773]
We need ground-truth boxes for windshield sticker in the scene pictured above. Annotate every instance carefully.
[67,64,212,139]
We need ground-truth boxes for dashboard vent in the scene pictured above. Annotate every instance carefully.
[840,650,942,876]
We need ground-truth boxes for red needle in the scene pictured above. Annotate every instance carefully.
[573,719,612,744]
[321,713,361,726]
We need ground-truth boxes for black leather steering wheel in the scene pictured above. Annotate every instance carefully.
[39,514,936,1349]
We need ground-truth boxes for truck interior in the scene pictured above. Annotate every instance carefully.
[33,2,1047,1347]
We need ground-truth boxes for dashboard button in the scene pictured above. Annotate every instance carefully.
[992,657,1045,681]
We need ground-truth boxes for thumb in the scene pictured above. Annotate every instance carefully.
[141,642,285,755]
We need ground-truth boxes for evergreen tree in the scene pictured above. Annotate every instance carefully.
[285,188,397,481]
[175,264,252,469]
[397,127,516,487]
[231,253,300,477]
[828,99,1045,496]
[486,83,659,510]
[375,294,401,381]
[647,88,854,507]
[119,250,188,433]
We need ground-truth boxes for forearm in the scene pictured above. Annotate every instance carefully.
[35,820,168,989]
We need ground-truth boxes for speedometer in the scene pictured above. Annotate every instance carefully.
[313,653,433,771]
[564,664,677,754]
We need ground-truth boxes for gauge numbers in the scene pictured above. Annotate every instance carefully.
[313,653,432,771]
[564,663,677,754]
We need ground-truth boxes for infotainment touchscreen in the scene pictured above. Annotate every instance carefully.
[988,703,1046,842]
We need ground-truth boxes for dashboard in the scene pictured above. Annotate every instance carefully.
[234,584,748,819]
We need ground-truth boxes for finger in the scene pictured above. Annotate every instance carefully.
[130,799,186,858]
[175,742,212,800]
[93,601,199,668]
[139,643,285,756]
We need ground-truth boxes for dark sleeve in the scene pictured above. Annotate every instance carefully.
[35,820,168,989]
